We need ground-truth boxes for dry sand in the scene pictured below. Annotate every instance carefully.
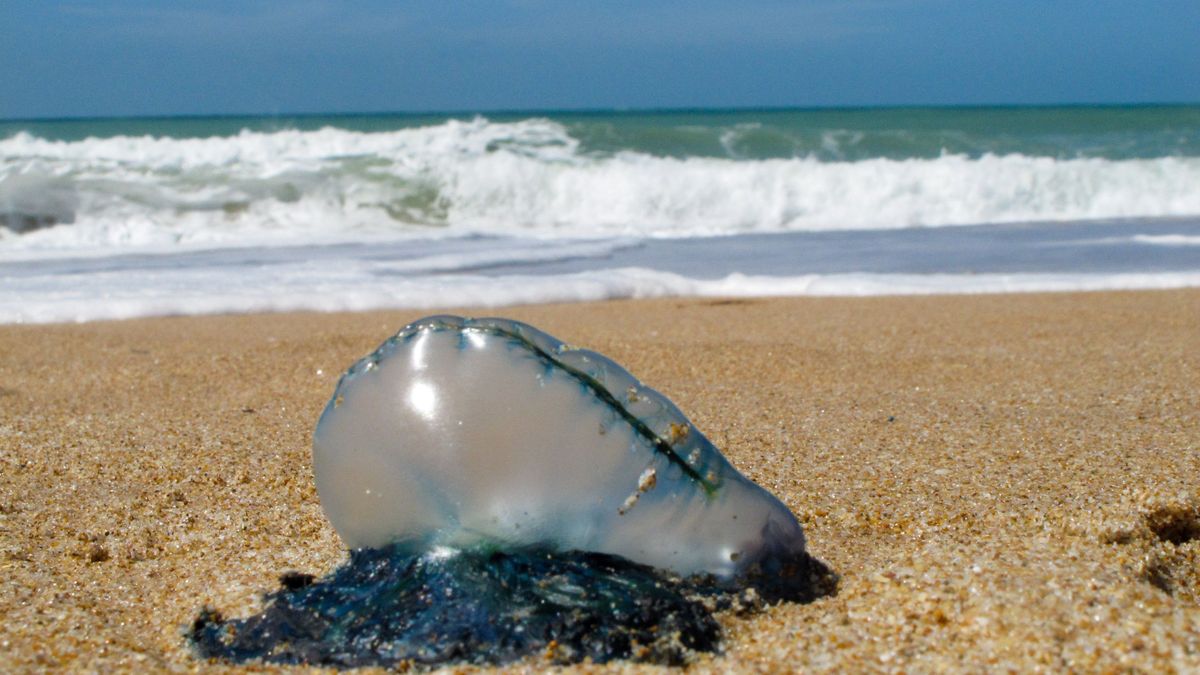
[1,290,1198,672]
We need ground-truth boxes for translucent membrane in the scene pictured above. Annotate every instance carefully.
[313,315,810,581]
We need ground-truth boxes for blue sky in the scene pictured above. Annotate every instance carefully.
[3,1,1198,118]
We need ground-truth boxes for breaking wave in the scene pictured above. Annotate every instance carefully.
[3,117,1200,253]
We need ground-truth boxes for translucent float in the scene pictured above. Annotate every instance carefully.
[314,315,815,586]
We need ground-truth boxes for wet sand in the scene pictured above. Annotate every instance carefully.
[1,290,1198,671]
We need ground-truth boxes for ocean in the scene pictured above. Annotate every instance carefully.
[2,106,1199,324]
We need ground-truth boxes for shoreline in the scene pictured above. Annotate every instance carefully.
[1,289,1198,670]
[7,216,1200,326]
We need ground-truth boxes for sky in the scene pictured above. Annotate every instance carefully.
[2,1,1199,119]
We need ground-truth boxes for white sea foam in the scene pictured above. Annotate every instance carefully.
[4,118,1200,254]
[4,118,1198,323]
[5,258,1200,325]
[1130,234,1200,246]
[1072,232,1200,248]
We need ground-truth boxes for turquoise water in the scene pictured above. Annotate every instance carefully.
[2,105,1199,323]
[5,105,1199,160]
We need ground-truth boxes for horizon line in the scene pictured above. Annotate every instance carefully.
[4,100,1200,125]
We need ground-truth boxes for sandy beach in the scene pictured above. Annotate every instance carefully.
[1,289,1198,672]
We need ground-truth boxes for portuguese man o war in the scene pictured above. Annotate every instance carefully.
[316,315,819,583]
[192,316,835,668]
